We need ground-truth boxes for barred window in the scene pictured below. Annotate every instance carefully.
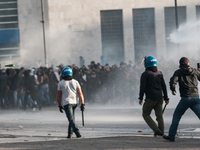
[0,0,19,60]
[196,5,200,20]
[164,6,186,52]
[132,8,156,63]
[100,10,124,66]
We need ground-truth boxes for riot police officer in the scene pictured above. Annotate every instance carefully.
[139,56,169,136]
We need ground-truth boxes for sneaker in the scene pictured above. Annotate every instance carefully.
[33,107,36,112]
[67,134,72,139]
[154,131,163,137]
[163,135,175,141]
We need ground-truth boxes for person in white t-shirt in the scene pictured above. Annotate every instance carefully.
[57,67,85,138]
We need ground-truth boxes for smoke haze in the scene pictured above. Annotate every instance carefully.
[5,1,200,110]
[169,20,200,45]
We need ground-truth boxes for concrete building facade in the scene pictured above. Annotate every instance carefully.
[1,0,200,67]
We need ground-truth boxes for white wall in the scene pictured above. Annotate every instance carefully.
[17,0,200,67]
[18,0,45,67]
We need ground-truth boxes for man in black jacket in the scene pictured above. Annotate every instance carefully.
[139,56,169,137]
[23,70,38,110]
[163,57,200,141]
[0,69,8,108]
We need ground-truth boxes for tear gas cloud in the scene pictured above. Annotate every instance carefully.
[169,20,200,45]
[168,20,200,61]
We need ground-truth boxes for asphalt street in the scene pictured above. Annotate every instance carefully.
[0,104,200,150]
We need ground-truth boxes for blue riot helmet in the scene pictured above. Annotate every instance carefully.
[61,67,73,77]
[144,56,157,68]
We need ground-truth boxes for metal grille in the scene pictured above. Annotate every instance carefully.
[196,5,200,20]
[0,0,17,2]
[0,0,19,60]
[100,10,124,66]
[164,6,186,52]
[132,8,156,63]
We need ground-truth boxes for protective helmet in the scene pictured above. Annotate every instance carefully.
[61,67,73,77]
[144,56,157,68]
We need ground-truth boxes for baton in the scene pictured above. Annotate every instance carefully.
[162,103,167,114]
[82,110,84,126]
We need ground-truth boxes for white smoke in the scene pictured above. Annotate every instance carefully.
[169,20,200,44]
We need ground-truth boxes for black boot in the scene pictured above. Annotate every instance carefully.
[154,130,163,137]
[67,134,72,139]
[75,132,82,138]
[163,135,175,141]
[1,105,7,109]
[38,104,42,110]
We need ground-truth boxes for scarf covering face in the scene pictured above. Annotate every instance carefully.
[146,66,157,72]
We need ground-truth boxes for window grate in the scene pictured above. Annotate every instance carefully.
[0,0,19,60]
[164,6,186,52]
[196,5,200,20]
[100,10,124,65]
[132,8,156,63]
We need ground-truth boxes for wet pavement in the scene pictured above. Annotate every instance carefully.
[0,104,200,149]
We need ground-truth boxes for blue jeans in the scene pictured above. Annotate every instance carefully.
[168,97,200,139]
[13,90,18,107]
[39,84,50,105]
[64,104,79,135]
[23,92,36,109]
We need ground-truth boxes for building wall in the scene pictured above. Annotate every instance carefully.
[17,0,50,67]
[17,0,200,67]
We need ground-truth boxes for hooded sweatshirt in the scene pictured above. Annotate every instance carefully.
[169,66,200,97]
[139,67,168,101]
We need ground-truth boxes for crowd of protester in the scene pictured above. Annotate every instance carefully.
[0,60,142,110]
[0,66,59,110]
[0,56,199,110]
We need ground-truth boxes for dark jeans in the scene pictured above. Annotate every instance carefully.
[49,85,57,104]
[64,104,79,135]
[0,88,7,108]
[142,99,164,134]
[168,97,200,140]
